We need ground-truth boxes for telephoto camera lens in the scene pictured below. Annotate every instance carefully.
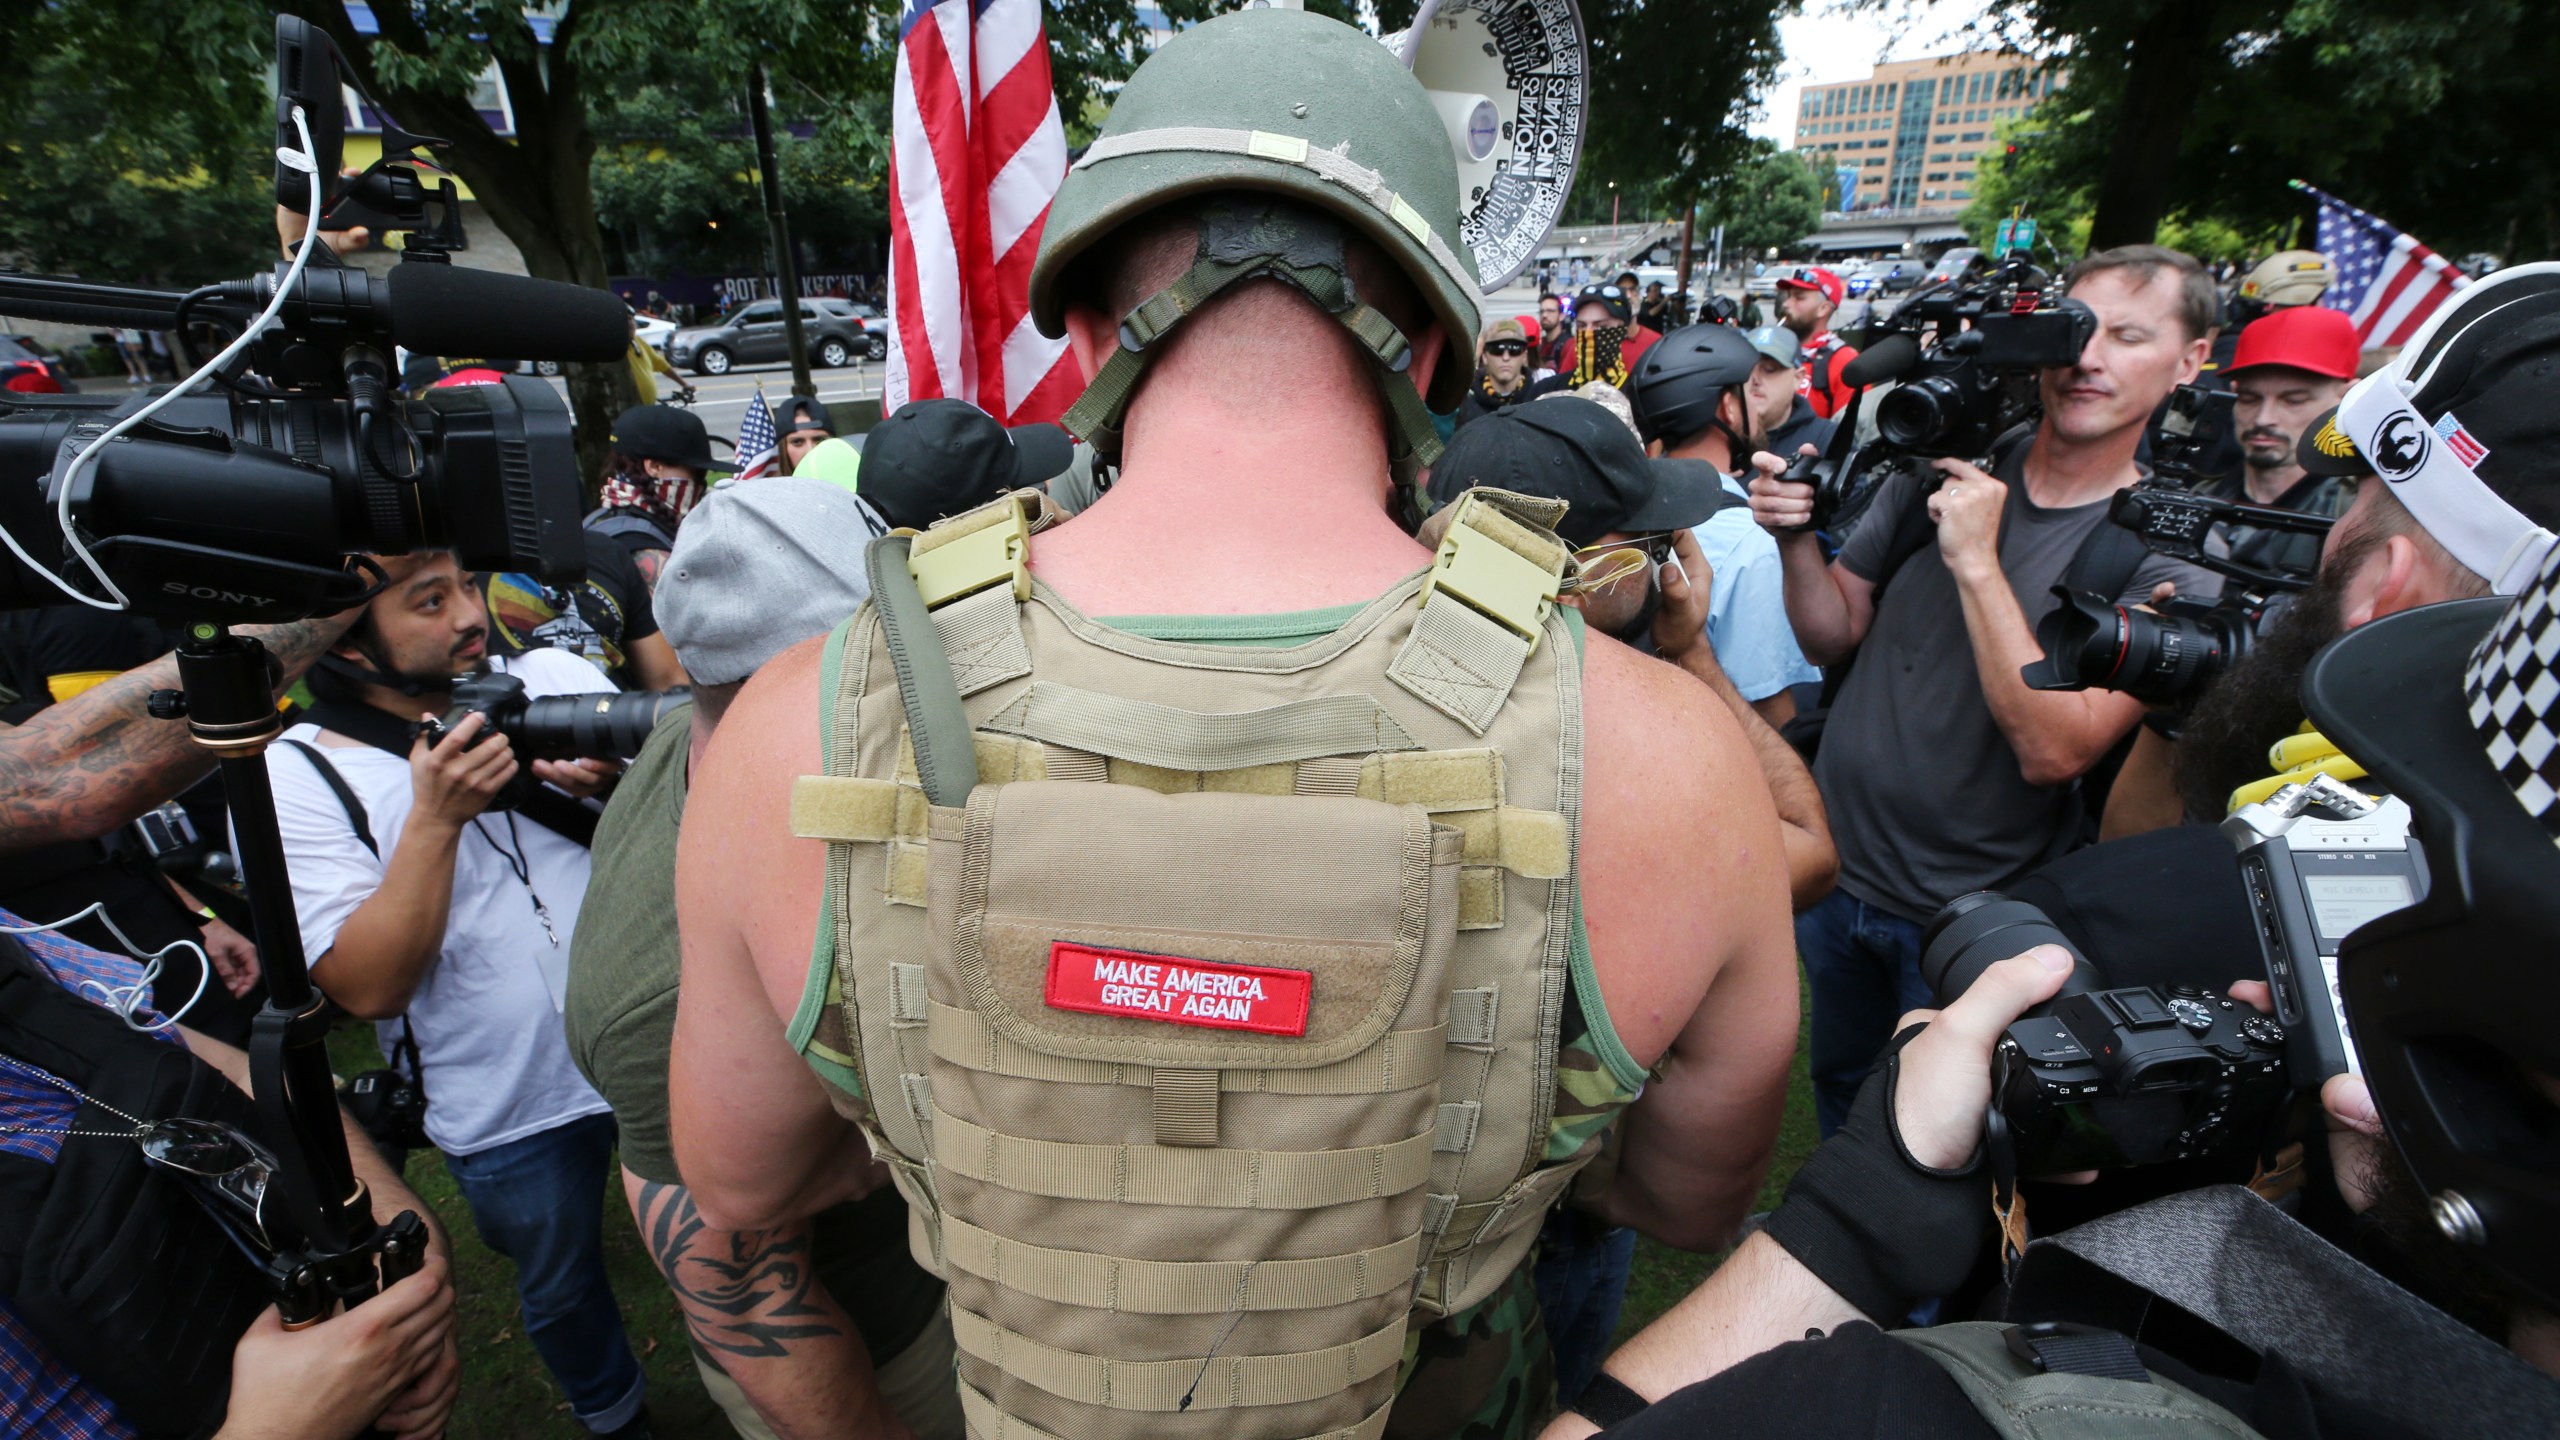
[511,689,691,761]
[1874,375,1971,451]
[1920,891,2102,1006]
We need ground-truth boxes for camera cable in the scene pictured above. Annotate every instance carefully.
[0,903,212,1034]
[0,103,330,612]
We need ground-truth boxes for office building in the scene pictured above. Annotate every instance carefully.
[1791,51,2062,212]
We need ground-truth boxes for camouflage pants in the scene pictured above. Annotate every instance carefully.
[1386,1262,1557,1440]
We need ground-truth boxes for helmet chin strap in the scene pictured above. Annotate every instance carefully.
[1060,197,1445,483]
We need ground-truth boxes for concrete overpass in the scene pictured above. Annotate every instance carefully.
[1798,207,1972,256]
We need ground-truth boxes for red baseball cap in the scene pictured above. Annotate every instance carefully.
[2228,304,2360,381]
[1774,265,1845,307]
[1515,314,1541,343]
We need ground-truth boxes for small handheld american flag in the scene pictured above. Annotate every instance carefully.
[2296,180,2472,350]
[736,387,779,481]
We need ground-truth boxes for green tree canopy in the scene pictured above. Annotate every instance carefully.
[1701,141,1825,259]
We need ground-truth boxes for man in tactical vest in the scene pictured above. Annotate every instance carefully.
[670,11,1799,1437]
[1542,542,2560,1440]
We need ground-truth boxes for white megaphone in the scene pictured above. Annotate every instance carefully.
[1245,0,1587,294]
[1387,0,1587,294]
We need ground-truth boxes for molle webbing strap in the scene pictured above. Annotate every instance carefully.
[930,1107,1436,1209]
[1389,491,1574,735]
[980,683,1421,771]
[938,1215,1422,1314]
[949,1304,1407,1412]
[865,534,980,807]
[909,495,1040,698]
[929,1002,1448,1096]
[958,1382,1396,1440]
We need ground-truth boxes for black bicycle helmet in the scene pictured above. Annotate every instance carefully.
[1628,322,1765,448]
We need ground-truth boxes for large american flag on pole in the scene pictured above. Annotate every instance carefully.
[884,0,1080,426]
[2296,181,2472,350]
[735,387,779,481]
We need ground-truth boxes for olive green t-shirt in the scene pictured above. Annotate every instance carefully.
[566,703,942,1362]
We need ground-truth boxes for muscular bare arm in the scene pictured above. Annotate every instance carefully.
[626,1172,911,1440]
[0,611,356,853]
[2097,725,2186,839]
[1577,640,1799,1252]
[1664,634,1837,914]
[673,638,884,1232]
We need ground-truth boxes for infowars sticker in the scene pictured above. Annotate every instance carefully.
[1044,942,1314,1037]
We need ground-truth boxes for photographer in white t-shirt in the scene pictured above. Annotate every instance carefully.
[258,550,653,1439]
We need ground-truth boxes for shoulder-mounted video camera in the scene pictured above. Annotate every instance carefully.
[2023,384,2339,705]
[1783,257,2098,536]
[0,16,631,627]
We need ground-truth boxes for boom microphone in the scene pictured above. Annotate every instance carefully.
[222,262,633,363]
[1841,332,1918,389]
[383,264,633,363]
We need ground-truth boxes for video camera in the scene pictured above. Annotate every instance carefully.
[2022,385,2338,704]
[1923,891,2292,1171]
[0,16,629,627]
[1783,257,2097,535]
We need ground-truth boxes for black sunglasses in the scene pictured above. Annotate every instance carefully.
[1485,340,1528,356]
[1580,284,1628,300]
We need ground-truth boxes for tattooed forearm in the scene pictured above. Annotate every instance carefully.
[634,1178,850,1359]
[0,610,357,853]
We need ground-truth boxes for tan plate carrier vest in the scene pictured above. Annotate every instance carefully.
[789,489,1600,1440]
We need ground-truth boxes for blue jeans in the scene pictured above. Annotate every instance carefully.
[1798,887,1933,1138]
[444,1112,645,1431]
[1532,1209,1638,1408]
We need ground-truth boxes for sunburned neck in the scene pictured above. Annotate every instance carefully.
[2023,422,2145,510]
[1028,392,1429,616]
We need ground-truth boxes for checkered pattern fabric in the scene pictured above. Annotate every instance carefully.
[2466,543,2560,840]
[0,912,171,1165]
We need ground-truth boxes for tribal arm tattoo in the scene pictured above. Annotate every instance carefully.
[0,610,357,854]
[631,1177,853,1361]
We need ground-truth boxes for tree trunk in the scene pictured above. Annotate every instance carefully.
[2086,0,2221,250]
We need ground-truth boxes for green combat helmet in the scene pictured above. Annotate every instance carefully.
[1031,6,1482,472]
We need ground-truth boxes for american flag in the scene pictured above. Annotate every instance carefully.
[736,387,779,481]
[2299,181,2471,350]
[884,0,1080,426]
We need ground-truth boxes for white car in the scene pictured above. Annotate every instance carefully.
[633,312,678,352]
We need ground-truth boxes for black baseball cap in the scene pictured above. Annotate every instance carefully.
[777,394,835,435]
[1427,395,1728,548]
[859,398,1075,530]
[610,404,734,474]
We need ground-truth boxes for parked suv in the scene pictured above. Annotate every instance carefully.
[669,297,874,376]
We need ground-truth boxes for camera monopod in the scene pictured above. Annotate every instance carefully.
[152,623,427,1324]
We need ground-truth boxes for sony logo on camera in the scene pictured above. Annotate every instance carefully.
[161,580,279,608]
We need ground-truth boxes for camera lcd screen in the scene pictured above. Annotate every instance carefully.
[2304,873,2415,943]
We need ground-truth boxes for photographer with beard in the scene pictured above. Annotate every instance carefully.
[264,552,654,1439]
[1541,539,2560,1440]
[1750,246,2222,1136]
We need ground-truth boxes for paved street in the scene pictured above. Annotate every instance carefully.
[655,361,886,448]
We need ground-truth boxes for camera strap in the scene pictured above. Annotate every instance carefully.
[276,739,426,1098]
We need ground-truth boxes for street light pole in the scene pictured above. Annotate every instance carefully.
[747,59,815,399]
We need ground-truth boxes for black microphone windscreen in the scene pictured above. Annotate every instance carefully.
[386,264,631,363]
[1841,332,1919,390]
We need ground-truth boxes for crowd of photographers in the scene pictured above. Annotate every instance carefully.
[5,79,2560,1440]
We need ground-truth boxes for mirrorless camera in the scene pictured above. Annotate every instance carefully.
[1787,257,2098,535]
[1923,891,2290,1170]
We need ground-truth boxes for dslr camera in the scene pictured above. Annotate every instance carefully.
[1784,257,2098,535]
[0,16,630,625]
[417,672,688,764]
[2023,385,2338,704]
[1923,891,2290,1170]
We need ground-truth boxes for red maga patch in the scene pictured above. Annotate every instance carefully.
[1044,942,1315,1037]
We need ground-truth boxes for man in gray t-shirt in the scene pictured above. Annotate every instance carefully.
[1751,246,2223,1134]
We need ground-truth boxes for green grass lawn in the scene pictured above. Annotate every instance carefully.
[340,978,1818,1438]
